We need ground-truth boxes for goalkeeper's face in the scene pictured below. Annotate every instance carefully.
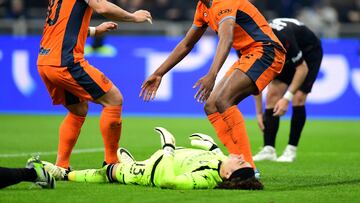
[220,154,252,179]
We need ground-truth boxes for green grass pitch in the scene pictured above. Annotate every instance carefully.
[0,115,359,202]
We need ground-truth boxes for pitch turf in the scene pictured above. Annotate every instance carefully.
[0,115,359,203]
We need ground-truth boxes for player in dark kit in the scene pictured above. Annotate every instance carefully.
[0,157,55,189]
[253,18,323,162]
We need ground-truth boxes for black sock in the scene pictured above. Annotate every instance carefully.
[106,164,116,183]
[263,109,280,147]
[0,167,37,189]
[289,106,306,146]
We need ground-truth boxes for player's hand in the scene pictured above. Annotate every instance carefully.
[190,133,223,155]
[140,74,162,101]
[132,10,152,24]
[256,113,265,132]
[189,133,217,151]
[95,22,118,36]
[154,127,176,149]
[273,98,289,116]
[193,74,216,103]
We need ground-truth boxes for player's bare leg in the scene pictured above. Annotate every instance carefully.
[215,70,257,113]
[95,85,123,164]
[204,77,227,115]
[214,69,257,168]
[265,80,288,109]
[204,77,240,152]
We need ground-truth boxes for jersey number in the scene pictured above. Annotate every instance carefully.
[270,18,304,31]
[46,0,63,26]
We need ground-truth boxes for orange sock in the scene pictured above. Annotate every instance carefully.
[222,106,256,169]
[56,112,86,168]
[100,106,122,164]
[207,112,238,153]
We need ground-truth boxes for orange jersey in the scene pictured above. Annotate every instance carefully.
[37,0,92,66]
[192,0,285,54]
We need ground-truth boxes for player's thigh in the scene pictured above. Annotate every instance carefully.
[226,46,285,94]
[265,80,288,108]
[216,69,257,112]
[95,85,123,107]
[204,77,228,115]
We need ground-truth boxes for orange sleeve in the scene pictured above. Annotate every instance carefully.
[212,0,238,26]
[192,2,207,29]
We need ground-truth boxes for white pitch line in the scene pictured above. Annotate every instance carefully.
[0,148,104,158]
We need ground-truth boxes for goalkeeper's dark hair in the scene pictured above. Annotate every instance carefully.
[216,167,264,190]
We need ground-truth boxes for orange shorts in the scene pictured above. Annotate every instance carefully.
[226,45,285,93]
[38,60,113,105]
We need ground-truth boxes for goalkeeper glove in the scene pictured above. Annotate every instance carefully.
[154,127,176,156]
[189,133,223,155]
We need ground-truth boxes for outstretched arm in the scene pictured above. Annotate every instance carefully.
[87,0,152,23]
[140,27,207,101]
[193,18,235,102]
[254,94,265,131]
[88,22,118,37]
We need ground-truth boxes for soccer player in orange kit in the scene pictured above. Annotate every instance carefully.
[140,0,285,171]
[37,0,152,180]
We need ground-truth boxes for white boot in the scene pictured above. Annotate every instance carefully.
[277,145,297,162]
[253,146,277,161]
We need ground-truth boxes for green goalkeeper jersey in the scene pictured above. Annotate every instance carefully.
[70,147,227,189]
[114,148,226,189]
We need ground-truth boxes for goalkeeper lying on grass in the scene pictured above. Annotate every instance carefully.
[67,127,263,190]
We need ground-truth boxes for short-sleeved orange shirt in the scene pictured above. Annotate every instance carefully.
[192,0,285,54]
[37,0,92,67]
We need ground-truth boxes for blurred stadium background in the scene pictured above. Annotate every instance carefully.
[0,0,359,202]
[1,0,360,36]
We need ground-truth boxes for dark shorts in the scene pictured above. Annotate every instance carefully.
[228,45,285,94]
[275,45,323,93]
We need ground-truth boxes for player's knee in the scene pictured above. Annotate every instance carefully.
[266,90,282,106]
[66,102,88,117]
[204,98,218,114]
[292,94,306,106]
[110,88,123,106]
[99,86,123,107]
